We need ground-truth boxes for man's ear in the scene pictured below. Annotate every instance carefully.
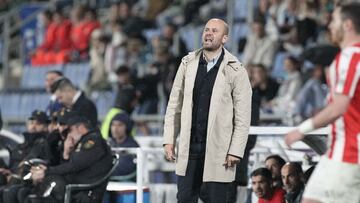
[343,18,353,32]
[222,35,228,44]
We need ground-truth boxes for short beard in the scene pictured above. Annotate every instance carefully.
[203,46,214,51]
[202,43,222,52]
[330,28,344,46]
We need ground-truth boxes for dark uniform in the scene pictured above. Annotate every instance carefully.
[10,130,64,203]
[1,110,49,203]
[9,132,47,175]
[11,109,72,203]
[33,129,113,203]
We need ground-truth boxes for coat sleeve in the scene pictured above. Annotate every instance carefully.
[163,57,187,145]
[228,64,252,158]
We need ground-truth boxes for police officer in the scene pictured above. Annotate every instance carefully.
[1,110,49,203]
[15,108,77,203]
[29,116,113,203]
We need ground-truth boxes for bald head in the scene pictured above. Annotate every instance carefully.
[206,18,229,35]
[281,162,304,193]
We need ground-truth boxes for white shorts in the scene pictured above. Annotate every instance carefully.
[303,156,360,203]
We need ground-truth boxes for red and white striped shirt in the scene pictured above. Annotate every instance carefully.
[327,43,360,164]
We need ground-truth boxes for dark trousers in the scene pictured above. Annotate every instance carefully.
[177,158,230,203]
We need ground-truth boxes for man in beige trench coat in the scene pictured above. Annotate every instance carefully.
[163,18,252,203]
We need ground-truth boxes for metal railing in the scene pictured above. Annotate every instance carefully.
[109,126,329,203]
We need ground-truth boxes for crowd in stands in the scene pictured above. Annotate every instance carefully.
[242,0,338,125]
[16,0,338,124]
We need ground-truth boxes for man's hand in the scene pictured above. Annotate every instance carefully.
[0,168,11,175]
[223,154,241,169]
[164,144,175,161]
[285,129,305,148]
[31,164,47,184]
[63,136,75,160]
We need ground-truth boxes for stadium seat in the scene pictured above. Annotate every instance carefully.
[20,65,64,89]
[90,91,116,120]
[63,63,91,90]
[64,154,120,203]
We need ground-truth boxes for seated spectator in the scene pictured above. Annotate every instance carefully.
[69,5,86,51]
[36,9,53,46]
[292,64,327,123]
[88,29,110,92]
[51,77,98,126]
[135,62,161,114]
[120,1,153,36]
[83,8,101,44]
[265,154,286,188]
[0,110,48,189]
[34,9,55,51]
[281,162,305,203]
[268,0,287,28]
[29,116,113,203]
[123,34,148,77]
[270,56,302,113]
[69,5,100,60]
[251,167,286,203]
[242,16,278,69]
[253,0,279,41]
[100,66,137,139]
[160,22,187,58]
[108,113,139,180]
[114,66,138,114]
[31,8,72,65]
[294,0,318,46]
[278,0,298,35]
[148,36,180,101]
[104,19,127,82]
[249,64,280,107]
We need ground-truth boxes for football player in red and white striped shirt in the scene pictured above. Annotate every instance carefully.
[285,2,360,203]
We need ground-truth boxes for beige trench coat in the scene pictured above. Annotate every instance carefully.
[163,48,252,182]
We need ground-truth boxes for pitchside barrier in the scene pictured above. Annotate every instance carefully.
[108,126,329,203]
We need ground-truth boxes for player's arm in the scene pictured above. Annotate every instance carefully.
[311,93,350,128]
[285,93,350,147]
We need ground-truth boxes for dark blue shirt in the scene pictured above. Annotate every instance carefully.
[108,136,139,177]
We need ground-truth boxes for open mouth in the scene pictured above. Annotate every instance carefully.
[255,191,263,196]
[204,38,213,43]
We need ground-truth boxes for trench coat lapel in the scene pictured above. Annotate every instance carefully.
[184,51,200,98]
[207,54,228,135]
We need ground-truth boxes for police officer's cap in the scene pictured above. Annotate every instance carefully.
[66,116,91,127]
[28,110,49,124]
[57,108,77,125]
